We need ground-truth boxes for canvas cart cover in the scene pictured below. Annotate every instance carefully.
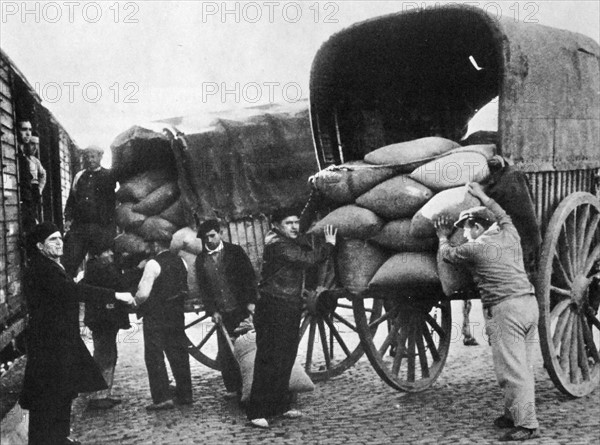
[111,102,317,220]
[309,5,600,172]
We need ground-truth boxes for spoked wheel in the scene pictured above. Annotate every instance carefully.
[354,289,452,392]
[538,192,600,397]
[299,290,383,381]
[183,299,220,370]
[298,255,383,381]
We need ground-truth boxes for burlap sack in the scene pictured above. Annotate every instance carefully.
[336,239,388,294]
[308,205,384,239]
[132,181,180,216]
[410,186,481,238]
[369,252,439,287]
[364,137,459,168]
[437,229,474,296]
[160,197,188,227]
[137,216,177,241]
[409,151,490,191]
[114,232,151,255]
[170,226,203,255]
[355,176,433,219]
[313,161,397,204]
[116,169,174,202]
[115,202,146,230]
[448,144,496,159]
[178,250,200,301]
[234,330,314,402]
[370,219,437,252]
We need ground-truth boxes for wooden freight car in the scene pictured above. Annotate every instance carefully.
[0,49,79,356]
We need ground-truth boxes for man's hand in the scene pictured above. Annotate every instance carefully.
[247,303,255,315]
[212,312,222,324]
[116,292,136,307]
[64,220,72,232]
[324,225,338,246]
[467,182,489,203]
[433,215,454,239]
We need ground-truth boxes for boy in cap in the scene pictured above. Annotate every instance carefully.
[434,182,540,442]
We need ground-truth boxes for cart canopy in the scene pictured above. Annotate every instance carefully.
[310,5,600,172]
[111,101,317,220]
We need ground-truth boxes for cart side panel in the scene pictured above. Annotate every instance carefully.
[499,20,600,171]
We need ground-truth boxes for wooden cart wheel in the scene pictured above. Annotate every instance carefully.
[298,255,383,381]
[183,301,221,370]
[299,291,383,381]
[354,288,452,392]
[537,191,600,397]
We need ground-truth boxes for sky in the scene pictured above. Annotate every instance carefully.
[1,0,599,166]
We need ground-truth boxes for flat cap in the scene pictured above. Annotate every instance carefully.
[454,206,496,228]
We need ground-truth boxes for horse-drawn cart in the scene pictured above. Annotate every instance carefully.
[305,5,600,397]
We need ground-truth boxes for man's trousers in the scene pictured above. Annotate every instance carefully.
[484,295,539,429]
[28,397,72,444]
[143,319,192,404]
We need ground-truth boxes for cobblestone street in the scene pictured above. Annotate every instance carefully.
[59,301,599,444]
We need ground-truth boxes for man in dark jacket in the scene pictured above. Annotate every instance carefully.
[82,235,143,409]
[135,239,192,410]
[195,219,257,396]
[20,222,135,445]
[246,208,337,429]
[63,145,117,277]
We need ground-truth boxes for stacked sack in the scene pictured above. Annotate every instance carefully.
[114,169,191,260]
[309,137,495,296]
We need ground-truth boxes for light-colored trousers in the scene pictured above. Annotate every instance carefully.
[484,295,539,429]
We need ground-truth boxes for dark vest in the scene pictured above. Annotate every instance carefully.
[139,251,187,327]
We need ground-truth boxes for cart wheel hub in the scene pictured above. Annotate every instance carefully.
[571,274,592,306]
[305,286,338,317]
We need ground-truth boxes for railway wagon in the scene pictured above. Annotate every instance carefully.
[0,49,79,359]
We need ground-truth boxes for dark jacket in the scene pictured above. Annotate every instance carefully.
[19,253,115,410]
[195,242,257,315]
[137,251,188,327]
[64,167,116,227]
[258,230,333,305]
[82,259,140,331]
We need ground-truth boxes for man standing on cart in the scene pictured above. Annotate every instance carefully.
[434,183,540,442]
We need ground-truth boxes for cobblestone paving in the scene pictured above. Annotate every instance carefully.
[71,302,600,444]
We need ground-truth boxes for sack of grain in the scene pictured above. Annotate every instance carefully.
[308,205,384,239]
[370,219,437,252]
[116,169,174,202]
[160,197,188,227]
[364,137,459,169]
[114,232,151,255]
[409,151,490,191]
[132,181,179,216]
[337,239,388,294]
[437,229,474,296]
[170,226,203,255]
[178,250,200,300]
[369,252,439,287]
[355,176,433,219]
[137,216,178,241]
[448,144,496,159]
[116,202,147,230]
[410,186,481,238]
[313,161,397,204]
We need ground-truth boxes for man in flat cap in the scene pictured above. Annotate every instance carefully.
[434,183,540,442]
[19,222,135,445]
[63,145,117,277]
